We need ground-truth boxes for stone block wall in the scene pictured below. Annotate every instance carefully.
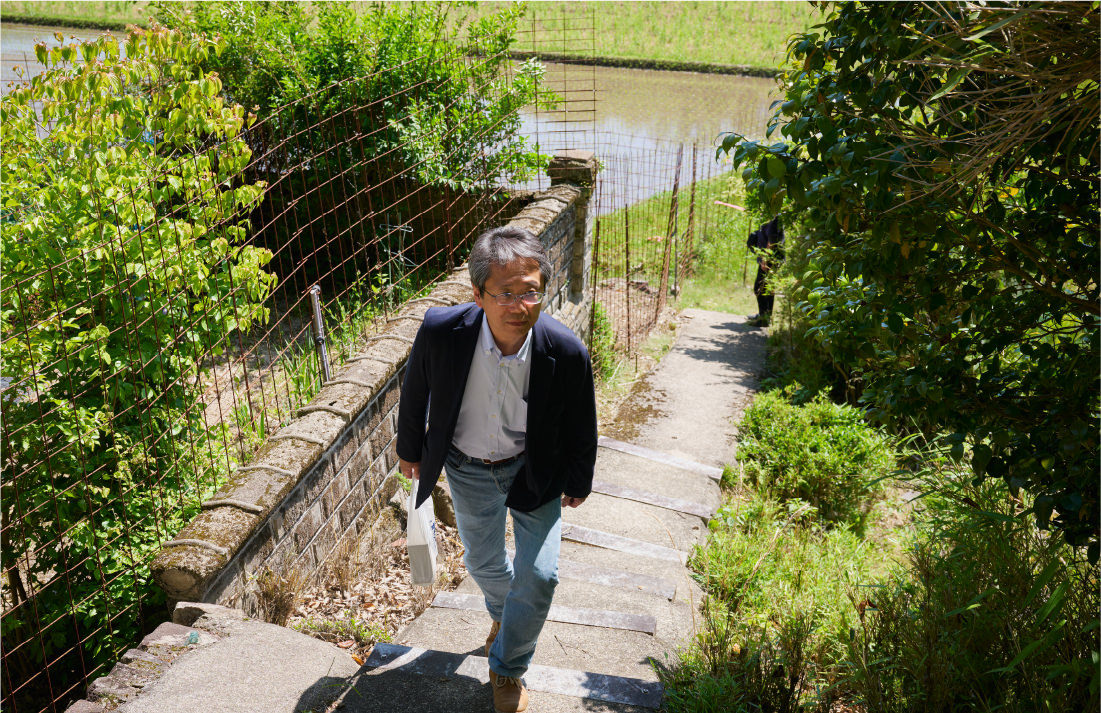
[151,151,599,612]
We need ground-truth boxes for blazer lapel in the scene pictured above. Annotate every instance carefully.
[526,317,556,439]
[441,305,481,434]
[449,306,481,385]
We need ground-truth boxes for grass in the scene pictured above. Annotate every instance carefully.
[3,2,820,71]
[597,170,761,289]
[678,171,762,316]
[665,487,910,712]
[0,1,149,28]
[479,1,821,70]
[292,614,391,647]
[665,378,1100,711]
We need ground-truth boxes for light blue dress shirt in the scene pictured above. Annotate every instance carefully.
[451,315,532,461]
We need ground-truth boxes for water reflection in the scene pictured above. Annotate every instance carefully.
[538,61,776,144]
[2,25,778,207]
[522,62,780,209]
[1,23,124,92]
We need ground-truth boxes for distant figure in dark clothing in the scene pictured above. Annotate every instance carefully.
[746,216,784,326]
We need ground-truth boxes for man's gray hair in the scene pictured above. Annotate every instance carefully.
[468,225,552,292]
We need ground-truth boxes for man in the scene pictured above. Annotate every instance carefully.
[746,215,784,327]
[397,225,598,713]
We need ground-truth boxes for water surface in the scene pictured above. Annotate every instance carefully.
[2,23,779,203]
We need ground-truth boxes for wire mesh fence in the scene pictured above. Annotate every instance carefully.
[591,133,733,354]
[0,13,597,712]
[0,6,746,711]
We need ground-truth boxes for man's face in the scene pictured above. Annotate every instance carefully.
[473,259,544,355]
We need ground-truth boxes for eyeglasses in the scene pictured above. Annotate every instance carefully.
[482,289,544,306]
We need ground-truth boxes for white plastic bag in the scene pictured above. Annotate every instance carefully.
[407,478,438,586]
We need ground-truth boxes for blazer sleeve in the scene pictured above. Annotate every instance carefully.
[396,321,431,464]
[562,344,598,499]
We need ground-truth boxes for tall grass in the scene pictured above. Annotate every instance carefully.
[845,468,1100,712]
[667,491,907,713]
[677,171,764,315]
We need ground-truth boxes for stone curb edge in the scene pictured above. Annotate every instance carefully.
[62,603,243,713]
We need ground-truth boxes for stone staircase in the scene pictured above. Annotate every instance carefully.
[69,308,762,713]
[356,437,722,711]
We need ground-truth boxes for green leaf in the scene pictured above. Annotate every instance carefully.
[1036,582,1067,625]
[971,443,992,475]
[964,10,1030,41]
[944,589,992,617]
[766,156,787,179]
[989,620,1065,674]
[929,67,972,102]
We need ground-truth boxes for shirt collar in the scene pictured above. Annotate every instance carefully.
[478,314,532,364]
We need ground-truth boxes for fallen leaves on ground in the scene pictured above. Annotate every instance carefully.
[287,521,466,663]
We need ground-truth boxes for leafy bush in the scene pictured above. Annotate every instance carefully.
[1,27,273,702]
[152,1,551,189]
[667,491,900,712]
[723,2,1099,552]
[846,472,1099,712]
[737,390,894,529]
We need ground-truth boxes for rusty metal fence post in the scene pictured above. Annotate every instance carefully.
[656,144,684,322]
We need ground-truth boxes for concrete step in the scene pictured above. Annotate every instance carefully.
[446,570,698,648]
[594,443,722,508]
[360,643,662,711]
[598,436,725,481]
[562,495,705,554]
[433,591,658,635]
[394,604,666,682]
[557,539,692,592]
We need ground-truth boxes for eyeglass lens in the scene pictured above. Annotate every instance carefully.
[494,291,542,305]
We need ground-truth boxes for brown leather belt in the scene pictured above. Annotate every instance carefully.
[477,452,524,466]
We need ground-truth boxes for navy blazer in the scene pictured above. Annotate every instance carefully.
[397,303,598,512]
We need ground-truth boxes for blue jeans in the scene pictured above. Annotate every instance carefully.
[444,447,561,677]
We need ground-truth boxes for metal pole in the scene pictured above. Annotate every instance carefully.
[624,204,632,355]
[309,285,332,383]
[685,143,698,278]
[658,145,683,321]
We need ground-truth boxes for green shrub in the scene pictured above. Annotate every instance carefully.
[152,1,551,189]
[669,490,900,712]
[737,390,894,530]
[845,473,1099,712]
[1,27,273,703]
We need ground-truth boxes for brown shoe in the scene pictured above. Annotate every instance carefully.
[489,669,528,713]
[484,620,501,657]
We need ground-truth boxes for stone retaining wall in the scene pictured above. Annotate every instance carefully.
[150,151,599,613]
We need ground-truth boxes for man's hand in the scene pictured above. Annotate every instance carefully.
[400,458,420,481]
[561,495,586,509]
